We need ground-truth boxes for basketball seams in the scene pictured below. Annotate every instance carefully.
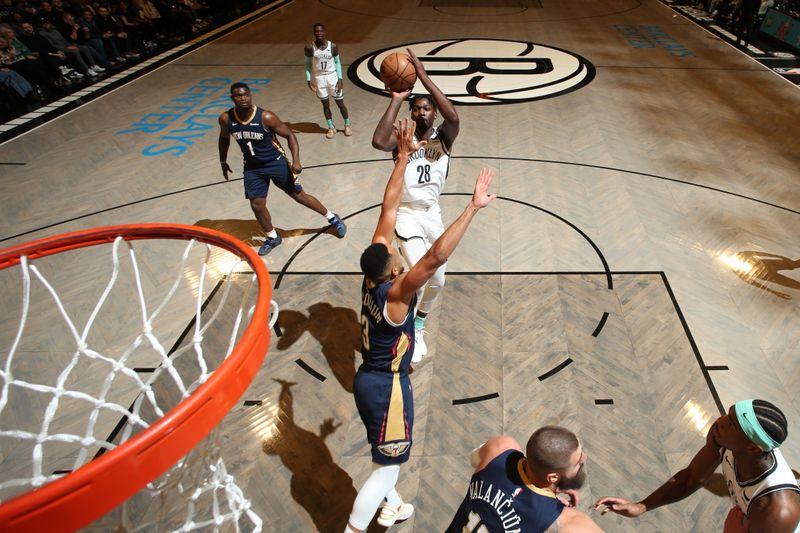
[380,53,417,92]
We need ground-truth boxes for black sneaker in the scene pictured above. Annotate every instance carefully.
[258,234,283,256]
[329,214,347,238]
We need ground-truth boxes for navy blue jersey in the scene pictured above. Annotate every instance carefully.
[227,107,284,166]
[446,450,565,533]
[359,278,415,374]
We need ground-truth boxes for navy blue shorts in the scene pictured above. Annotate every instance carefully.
[243,157,303,199]
[353,369,414,465]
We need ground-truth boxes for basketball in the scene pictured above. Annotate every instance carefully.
[380,53,417,92]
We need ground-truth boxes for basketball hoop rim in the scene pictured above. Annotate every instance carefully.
[0,223,273,532]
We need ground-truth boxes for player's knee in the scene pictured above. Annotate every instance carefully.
[249,197,266,211]
[289,190,307,203]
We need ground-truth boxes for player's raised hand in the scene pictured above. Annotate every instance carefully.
[406,48,426,76]
[393,117,425,158]
[471,168,497,209]
[388,88,412,100]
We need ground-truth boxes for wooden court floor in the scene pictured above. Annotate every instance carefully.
[1,0,798,531]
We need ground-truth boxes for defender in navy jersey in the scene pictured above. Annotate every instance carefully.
[372,47,460,363]
[596,399,800,532]
[448,427,603,533]
[345,118,496,533]
[218,82,346,256]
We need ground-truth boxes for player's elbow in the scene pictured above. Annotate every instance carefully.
[426,246,449,267]
[372,137,391,151]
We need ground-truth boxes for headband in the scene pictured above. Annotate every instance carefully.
[734,399,780,452]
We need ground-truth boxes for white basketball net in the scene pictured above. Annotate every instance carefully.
[0,235,268,531]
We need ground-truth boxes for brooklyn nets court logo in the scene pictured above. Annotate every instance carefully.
[348,39,595,105]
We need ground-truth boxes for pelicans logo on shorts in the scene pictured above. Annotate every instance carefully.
[378,440,411,458]
[348,39,595,105]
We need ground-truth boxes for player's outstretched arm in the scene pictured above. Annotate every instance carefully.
[264,110,302,174]
[406,48,459,147]
[390,168,495,306]
[372,118,423,245]
[217,112,232,180]
[594,439,721,518]
[372,89,411,151]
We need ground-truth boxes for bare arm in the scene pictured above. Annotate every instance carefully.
[217,112,232,180]
[387,168,496,319]
[263,110,301,174]
[372,90,411,151]
[471,436,521,472]
[371,118,420,245]
[747,491,800,533]
[594,438,721,518]
[558,507,606,533]
[406,48,459,150]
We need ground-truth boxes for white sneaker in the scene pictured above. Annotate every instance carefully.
[411,327,426,363]
[92,65,106,72]
[377,502,414,527]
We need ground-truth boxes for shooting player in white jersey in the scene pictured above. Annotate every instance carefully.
[371,48,460,363]
[304,22,351,139]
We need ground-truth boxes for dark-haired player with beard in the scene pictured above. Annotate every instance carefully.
[447,426,604,533]
[218,82,346,256]
[595,399,800,532]
[371,48,459,363]
[346,118,495,533]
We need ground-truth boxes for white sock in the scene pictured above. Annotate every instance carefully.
[348,464,400,530]
[325,211,335,220]
[266,230,277,239]
[385,487,402,507]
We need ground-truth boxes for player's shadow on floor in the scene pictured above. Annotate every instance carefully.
[277,302,360,393]
[194,218,336,247]
[262,379,356,532]
[286,122,329,135]
[729,250,800,300]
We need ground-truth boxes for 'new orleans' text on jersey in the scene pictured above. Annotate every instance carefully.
[227,106,285,166]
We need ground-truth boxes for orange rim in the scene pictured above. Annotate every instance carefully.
[0,224,272,532]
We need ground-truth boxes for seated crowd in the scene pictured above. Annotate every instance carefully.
[0,0,260,122]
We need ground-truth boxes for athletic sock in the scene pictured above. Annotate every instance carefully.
[325,211,335,221]
[414,316,426,330]
[384,488,402,507]
[344,118,351,125]
[327,119,335,128]
[266,230,278,239]
[348,464,400,530]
